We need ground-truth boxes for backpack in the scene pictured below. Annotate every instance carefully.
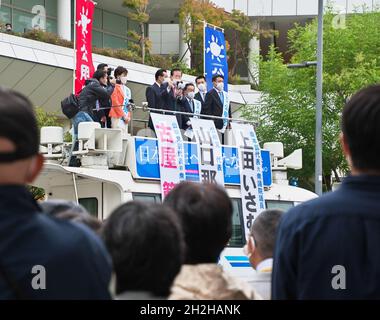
[61,93,80,119]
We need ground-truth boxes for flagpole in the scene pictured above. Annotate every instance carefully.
[73,0,77,94]
[203,20,206,77]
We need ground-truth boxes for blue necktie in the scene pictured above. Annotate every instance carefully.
[219,92,224,105]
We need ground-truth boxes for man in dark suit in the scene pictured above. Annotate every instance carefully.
[194,75,207,108]
[161,68,184,129]
[146,68,167,131]
[203,75,232,143]
[178,83,202,131]
[272,85,380,299]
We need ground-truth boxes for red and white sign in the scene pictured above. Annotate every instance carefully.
[75,0,95,94]
[151,114,186,199]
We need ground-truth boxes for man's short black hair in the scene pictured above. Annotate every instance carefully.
[114,66,128,78]
[0,88,39,162]
[184,83,195,91]
[195,75,206,84]
[102,201,184,297]
[93,70,107,81]
[342,85,380,171]
[171,68,182,77]
[164,182,233,264]
[155,68,167,81]
[250,209,283,259]
[212,74,224,82]
[97,63,108,71]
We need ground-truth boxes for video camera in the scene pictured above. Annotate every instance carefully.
[107,67,114,80]
[176,81,186,90]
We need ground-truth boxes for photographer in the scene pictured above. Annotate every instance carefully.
[161,68,185,128]
[95,64,115,128]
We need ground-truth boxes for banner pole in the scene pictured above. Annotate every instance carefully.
[73,0,77,94]
[203,20,206,77]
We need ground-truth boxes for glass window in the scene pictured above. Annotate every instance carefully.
[229,198,245,247]
[93,7,103,30]
[128,19,140,34]
[103,11,127,37]
[45,0,57,18]
[46,18,57,33]
[103,33,127,49]
[265,200,294,212]
[12,9,34,33]
[79,198,98,218]
[92,30,103,48]
[133,193,162,203]
[13,0,44,11]
[0,6,11,26]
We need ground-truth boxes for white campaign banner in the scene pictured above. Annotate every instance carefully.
[190,118,224,185]
[151,113,186,199]
[231,123,266,235]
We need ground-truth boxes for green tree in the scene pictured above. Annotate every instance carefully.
[123,0,150,64]
[243,10,380,191]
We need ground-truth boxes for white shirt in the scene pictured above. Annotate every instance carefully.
[256,258,273,273]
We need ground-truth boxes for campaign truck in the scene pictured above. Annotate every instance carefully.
[35,117,317,281]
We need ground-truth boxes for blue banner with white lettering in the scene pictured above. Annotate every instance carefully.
[204,24,228,91]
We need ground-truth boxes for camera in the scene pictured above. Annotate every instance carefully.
[176,81,185,90]
[107,67,114,77]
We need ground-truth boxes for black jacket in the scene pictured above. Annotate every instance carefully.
[78,79,113,117]
[272,175,380,300]
[146,82,164,130]
[0,186,112,299]
[160,83,183,130]
[178,97,195,130]
[195,91,206,109]
[203,88,232,130]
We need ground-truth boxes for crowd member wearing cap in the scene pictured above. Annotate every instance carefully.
[0,88,112,300]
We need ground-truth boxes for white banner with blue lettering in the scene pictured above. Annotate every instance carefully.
[190,118,224,186]
[204,24,228,92]
[151,113,186,199]
[231,123,266,236]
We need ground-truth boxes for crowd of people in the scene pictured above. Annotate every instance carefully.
[70,64,232,160]
[1,82,380,300]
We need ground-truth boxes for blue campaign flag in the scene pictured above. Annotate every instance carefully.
[204,24,228,92]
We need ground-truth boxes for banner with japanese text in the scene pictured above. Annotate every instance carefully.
[231,123,266,236]
[204,24,228,92]
[151,113,186,199]
[190,118,224,185]
[75,0,95,94]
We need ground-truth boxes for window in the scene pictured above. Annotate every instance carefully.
[12,9,34,33]
[0,6,11,25]
[12,0,44,11]
[93,7,103,30]
[79,198,98,218]
[228,198,246,248]
[46,18,57,33]
[265,200,294,212]
[92,30,103,48]
[103,33,127,49]
[103,11,127,37]
[133,193,162,203]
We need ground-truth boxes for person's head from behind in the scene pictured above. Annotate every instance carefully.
[164,182,233,264]
[114,66,128,85]
[195,75,207,92]
[245,209,283,270]
[184,83,195,100]
[341,85,380,175]
[102,201,184,297]
[93,70,108,86]
[155,69,167,85]
[40,200,102,234]
[171,68,182,83]
[0,88,44,186]
[212,74,224,92]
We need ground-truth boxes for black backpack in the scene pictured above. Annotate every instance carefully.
[61,93,79,119]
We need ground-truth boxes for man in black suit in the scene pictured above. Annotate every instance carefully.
[194,75,207,108]
[161,68,185,129]
[146,69,167,131]
[178,83,202,131]
[203,75,232,142]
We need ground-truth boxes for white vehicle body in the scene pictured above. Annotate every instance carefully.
[35,125,317,281]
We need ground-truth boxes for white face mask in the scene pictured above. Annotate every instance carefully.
[197,83,207,92]
[120,76,128,85]
[216,82,224,92]
[187,92,195,100]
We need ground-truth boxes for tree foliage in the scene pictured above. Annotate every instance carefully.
[242,10,380,191]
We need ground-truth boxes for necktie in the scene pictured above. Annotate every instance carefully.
[219,91,224,105]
